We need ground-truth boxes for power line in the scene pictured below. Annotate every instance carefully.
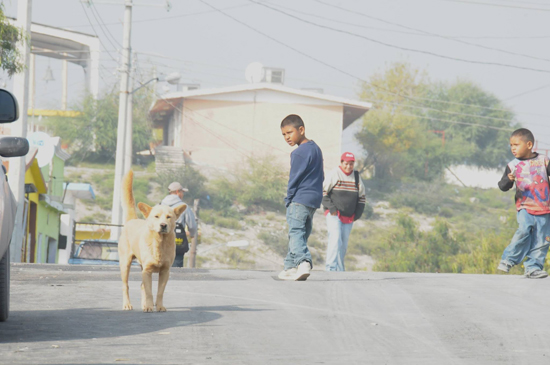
[141,53,548,128]
[249,0,550,74]
[408,114,515,131]
[89,1,123,49]
[85,3,121,52]
[79,2,120,64]
[436,0,550,11]
[136,50,550,120]
[61,3,253,28]
[503,83,550,100]
[265,1,550,40]
[198,0,549,128]
[313,0,550,63]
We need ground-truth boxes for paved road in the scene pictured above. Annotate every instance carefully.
[1,264,550,364]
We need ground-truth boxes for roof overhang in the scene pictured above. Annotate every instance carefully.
[25,149,47,194]
[63,183,96,200]
[39,194,68,213]
[149,83,371,129]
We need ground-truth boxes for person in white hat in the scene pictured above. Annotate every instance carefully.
[160,182,197,267]
[322,152,366,271]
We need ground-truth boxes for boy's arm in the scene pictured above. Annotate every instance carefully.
[498,165,514,191]
[285,153,309,207]
[354,176,367,221]
[322,169,338,214]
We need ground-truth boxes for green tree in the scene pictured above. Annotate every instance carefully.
[356,62,449,182]
[0,4,26,76]
[356,63,519,183]
[418,80,519,169]
[45,87,153,163]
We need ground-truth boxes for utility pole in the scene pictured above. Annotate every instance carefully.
[110,0,133,238]
[10,0,33,262]
[123,52,136,176]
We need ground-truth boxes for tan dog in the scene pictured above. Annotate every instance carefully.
[118,170,186,312]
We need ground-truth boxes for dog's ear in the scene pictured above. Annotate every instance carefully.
[174,204,187,219]
[138,202,153,218]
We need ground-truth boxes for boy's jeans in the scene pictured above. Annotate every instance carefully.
[501,209,550,273]
[325,214,353,271]
[284,202,315,270]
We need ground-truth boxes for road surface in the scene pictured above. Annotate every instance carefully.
[1,264,549,364]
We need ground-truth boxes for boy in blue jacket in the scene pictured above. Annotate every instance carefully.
[278,114,324,281]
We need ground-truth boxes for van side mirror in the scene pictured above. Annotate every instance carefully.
[0,89,19,123]
[0,137,29,158]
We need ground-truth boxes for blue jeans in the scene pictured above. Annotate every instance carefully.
[284,202,315,270]
[325,214,354,271]
[172,254,184,268]
[501,210,550,273]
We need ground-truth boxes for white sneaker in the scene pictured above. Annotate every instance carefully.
[295,261,311,281]
[278,267,297,280]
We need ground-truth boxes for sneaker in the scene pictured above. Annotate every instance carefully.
[497,262,512,273]
[525,270,549,279]
[295,261,311,281]
[278,267,297,280]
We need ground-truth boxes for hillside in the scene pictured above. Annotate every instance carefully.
[65,164,519,274]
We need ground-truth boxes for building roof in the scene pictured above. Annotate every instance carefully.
[150,83,372,129]
[63,183,96,200]
[25,148,47,194]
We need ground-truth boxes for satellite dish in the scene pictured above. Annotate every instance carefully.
[28,131,55,167]
[245,62,265,83]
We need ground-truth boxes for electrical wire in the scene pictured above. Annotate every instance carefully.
[407,113,515,131]
[436,0,550,11]
[88,1,123,48]
[79,2,120,64]
[198,0,549,130]
[313,0,550,63]
[503,83,550,100]
[62,3,253,28]
[134,50,550,121]
[248,0,550,73]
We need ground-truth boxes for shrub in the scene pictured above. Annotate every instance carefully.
[201,209,242,230]
[215,248,254,269]
[209,156,287,212]
[155,164,207,204]
[258,231,288,257]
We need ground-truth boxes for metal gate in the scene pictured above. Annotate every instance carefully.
[69,222,123,265]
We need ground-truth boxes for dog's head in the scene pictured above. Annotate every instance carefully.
[137,202,187,234]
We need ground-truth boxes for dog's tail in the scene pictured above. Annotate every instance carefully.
[122,170,138,223]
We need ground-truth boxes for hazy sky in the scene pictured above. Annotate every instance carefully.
[3,0,550,156]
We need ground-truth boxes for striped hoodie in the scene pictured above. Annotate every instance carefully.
[322,166,366,222]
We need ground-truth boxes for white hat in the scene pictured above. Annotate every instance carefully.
[168,181,188,192]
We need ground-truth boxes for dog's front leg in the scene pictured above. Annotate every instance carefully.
[155,267,171,312]
[141,269,155,312]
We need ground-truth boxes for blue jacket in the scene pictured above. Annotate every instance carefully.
[285,140,324,209]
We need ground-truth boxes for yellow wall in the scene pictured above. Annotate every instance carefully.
[75,229,112,241]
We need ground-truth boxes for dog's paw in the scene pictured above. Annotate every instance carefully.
[122,303,133,311]
[157,306,167,312]
[143,305,154,313]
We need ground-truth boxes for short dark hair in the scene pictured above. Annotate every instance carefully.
[280,114,304,129]
[511,128,534,144]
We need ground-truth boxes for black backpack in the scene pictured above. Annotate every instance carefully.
[174,222,189,255]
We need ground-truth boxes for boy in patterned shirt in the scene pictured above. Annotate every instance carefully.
[497,128,550,278]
